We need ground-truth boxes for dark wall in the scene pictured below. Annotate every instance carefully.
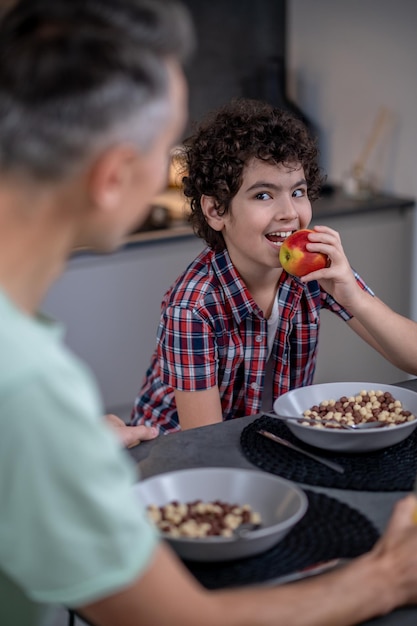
[182,0,287,132]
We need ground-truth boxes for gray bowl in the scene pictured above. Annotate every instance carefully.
[132,467,308,561]
[273,382,417,453]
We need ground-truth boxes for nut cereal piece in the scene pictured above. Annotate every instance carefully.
[224,513,242,530]
[193,502,208,514]
[250,511,262,525]
[147,504,162,523]
[159,520,176,534]
[231,506,243,515]
[193,523,211,538]
[179,519,199,536]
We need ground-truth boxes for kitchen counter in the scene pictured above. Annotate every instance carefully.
[125,219,194,247]
[311,185,414,219]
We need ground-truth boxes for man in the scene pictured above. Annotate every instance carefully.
[2,2,417,626]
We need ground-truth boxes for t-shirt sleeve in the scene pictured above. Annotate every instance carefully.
[321,269,375,321]
[0,369,158,608]
[157,304,218,391]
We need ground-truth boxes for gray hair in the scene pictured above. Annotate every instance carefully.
[0,0,195,180]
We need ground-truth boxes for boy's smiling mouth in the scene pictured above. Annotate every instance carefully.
[265,231,295,246]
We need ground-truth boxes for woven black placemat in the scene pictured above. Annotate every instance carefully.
[240,416,417,491]
[183,490,379,589]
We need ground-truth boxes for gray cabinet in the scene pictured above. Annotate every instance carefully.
[311,206,414,385]
[42,235,203,416]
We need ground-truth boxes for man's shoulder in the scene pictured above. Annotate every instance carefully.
[0,305,50,379]
[0,302,93,401]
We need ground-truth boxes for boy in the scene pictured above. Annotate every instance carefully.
[3,3,417,626]
[132,98,417,433]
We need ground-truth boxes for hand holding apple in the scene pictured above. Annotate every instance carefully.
[279,229,329,277]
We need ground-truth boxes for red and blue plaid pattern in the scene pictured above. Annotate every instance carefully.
[131,247,373,433]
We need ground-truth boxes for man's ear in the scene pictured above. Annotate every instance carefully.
[201,194,224,231]
[87,145,137,212]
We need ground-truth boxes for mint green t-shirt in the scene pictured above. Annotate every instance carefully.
[0,291,158,626]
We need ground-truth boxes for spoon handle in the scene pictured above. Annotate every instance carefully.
[257,429,345,474]
[260,411,350,430]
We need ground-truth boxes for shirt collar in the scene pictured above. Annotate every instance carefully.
[210,248,305,324]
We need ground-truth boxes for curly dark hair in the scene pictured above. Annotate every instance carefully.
[181,98,325,251]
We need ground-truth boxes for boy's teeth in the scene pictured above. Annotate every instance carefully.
[266,231,294,246]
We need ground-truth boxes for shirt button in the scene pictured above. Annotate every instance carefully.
[255,335,262,343]
[250,382,259,390]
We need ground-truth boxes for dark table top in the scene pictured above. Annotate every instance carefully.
[129,377,417,625]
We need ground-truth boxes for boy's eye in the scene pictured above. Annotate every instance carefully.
[293,188,306,198]
[255,192,272,201]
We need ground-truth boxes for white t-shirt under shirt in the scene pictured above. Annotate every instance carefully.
[261,295,280,412]
[0,290,158,626]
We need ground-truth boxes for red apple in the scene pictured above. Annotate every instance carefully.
[279,229,328,277]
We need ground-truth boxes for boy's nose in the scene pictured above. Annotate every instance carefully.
[276,197,298,220]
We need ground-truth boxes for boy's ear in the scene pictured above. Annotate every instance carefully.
[201,194,224,231]
[87,145,137,212]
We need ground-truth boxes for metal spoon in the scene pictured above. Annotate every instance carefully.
[345,420,388,430]
[260,411,352,430]
[261,411,388,431]
[257,429,345,474]
[233,522,261,539]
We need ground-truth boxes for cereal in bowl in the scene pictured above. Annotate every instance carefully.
[146,500,262,538]
[302,389,416,429]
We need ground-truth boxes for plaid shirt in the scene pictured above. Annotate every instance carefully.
[132,247,373,433]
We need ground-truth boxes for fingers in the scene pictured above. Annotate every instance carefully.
[305,227,343,258]
[105,413,125,427]
[385,495,417,536]
[370,495,417,607]
[308,224,341,242]
[125,426,159,449]
[298,226,355,292]
[104,414,159,448]
[131,425,159,441]
[374,495,417,555]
